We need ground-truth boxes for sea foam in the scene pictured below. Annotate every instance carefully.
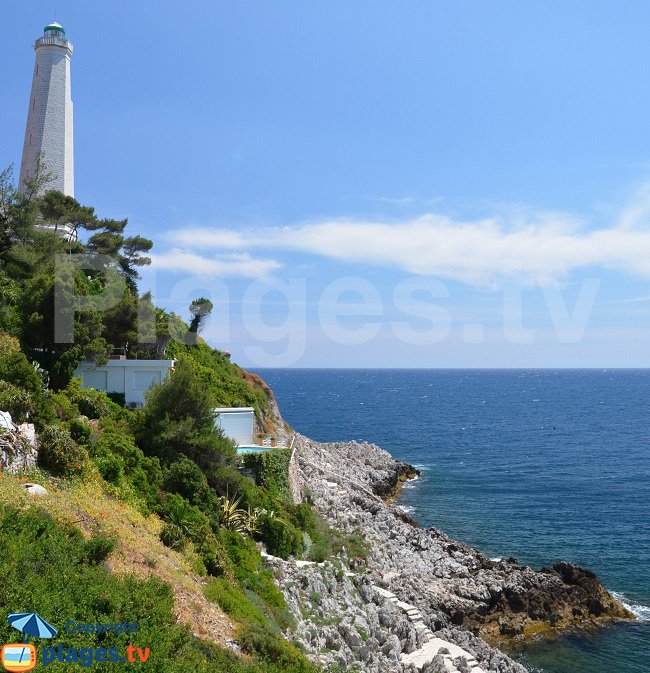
[612,592,650,621]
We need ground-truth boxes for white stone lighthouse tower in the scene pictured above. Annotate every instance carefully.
[19,22,74,197]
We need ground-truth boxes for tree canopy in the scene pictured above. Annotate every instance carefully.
[0,168,152,386]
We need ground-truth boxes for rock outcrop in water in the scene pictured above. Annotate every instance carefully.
[273,433,632,672]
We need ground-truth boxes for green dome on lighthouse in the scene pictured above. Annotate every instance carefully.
[44,22,65,36]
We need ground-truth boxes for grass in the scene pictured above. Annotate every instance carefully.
[0,471,322,673]
[0,473,321,673]
[301,512,369,566]
[0,471,234,646]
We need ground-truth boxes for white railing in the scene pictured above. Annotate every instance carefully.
[34,221,77,242]
[36,37,73,52]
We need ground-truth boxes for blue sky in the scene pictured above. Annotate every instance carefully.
[4,1,650,367]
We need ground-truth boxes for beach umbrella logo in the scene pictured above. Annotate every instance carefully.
[1,613,57,672]
[7,614,57,641]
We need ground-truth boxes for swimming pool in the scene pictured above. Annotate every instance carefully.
[236,445,275,454]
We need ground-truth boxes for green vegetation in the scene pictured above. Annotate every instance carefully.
[166,340,273,423]
[37,424,88,476]
[0,505,317,673]
[187,296,214,345]
[137,356,237,468]
[0,173,332,671]
[292,503,369,564]
[259,515,303,559]
[0,332,47,423]
[243,448,292,500]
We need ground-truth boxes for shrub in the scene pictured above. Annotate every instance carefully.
[38,425,88,476]
[65,378,122,419]
[0,273,20,331]
[157,493,210,543]
[0,505,277,673]
[67,417,92,444]
[93,431,142,471]
[191,555,207,577]
[164,455,210,504]
[73,389,115,419]
[138,357,236,467]
[332,529,368,562]
[197,537,232,577]
[243,448,292,500]
[106,391,126,407]
[205,577,267,625]
[309,539,329,564]
[238,622,318,673]
[218,529,289,616]
[0,333,42,396]
[208,465,258,500]
[160,522,186,550]
[207,467,284,521]
[90,430,162,511]
[289,503,318,537]
[291,507,369,564]
[218,494,242,532]
[0,380,37,422]
[166,340,271,418]
[128,458,163,512]
[219,529,261,575]
[96,453,124,484]
[49,390,78,421]
[98,408,139,436]
[82,534,115,564]
[259,517,302,560]
[0,333,45,423]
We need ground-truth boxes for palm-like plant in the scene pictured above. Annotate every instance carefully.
[242,507,276,534]
[219,493,247,533]
[219,493,276,535]
[165,496,203,540]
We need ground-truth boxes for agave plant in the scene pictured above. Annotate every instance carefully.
[165,495,204,540]
[219,493,277,535]
[242,507,276,534]
[219,493,247,533]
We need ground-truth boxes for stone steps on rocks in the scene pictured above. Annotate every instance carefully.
[259,551,488,673]
[401,637,486,672]
[372,586,396,599]
[370,584,487,673]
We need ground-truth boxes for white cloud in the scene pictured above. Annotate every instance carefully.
[149,250,282,278]
[162,184,650,286]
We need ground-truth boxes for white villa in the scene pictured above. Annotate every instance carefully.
[73,359,175,407]
[74,361,261,447]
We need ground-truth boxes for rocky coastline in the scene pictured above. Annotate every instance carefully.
[268,433,633,673]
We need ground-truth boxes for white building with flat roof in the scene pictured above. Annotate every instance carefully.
[214,407,255,446]
[73,359,175,407]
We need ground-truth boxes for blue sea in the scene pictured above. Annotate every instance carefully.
[255,369,650,673]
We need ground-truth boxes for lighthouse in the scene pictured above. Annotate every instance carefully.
[19,22,74,197]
